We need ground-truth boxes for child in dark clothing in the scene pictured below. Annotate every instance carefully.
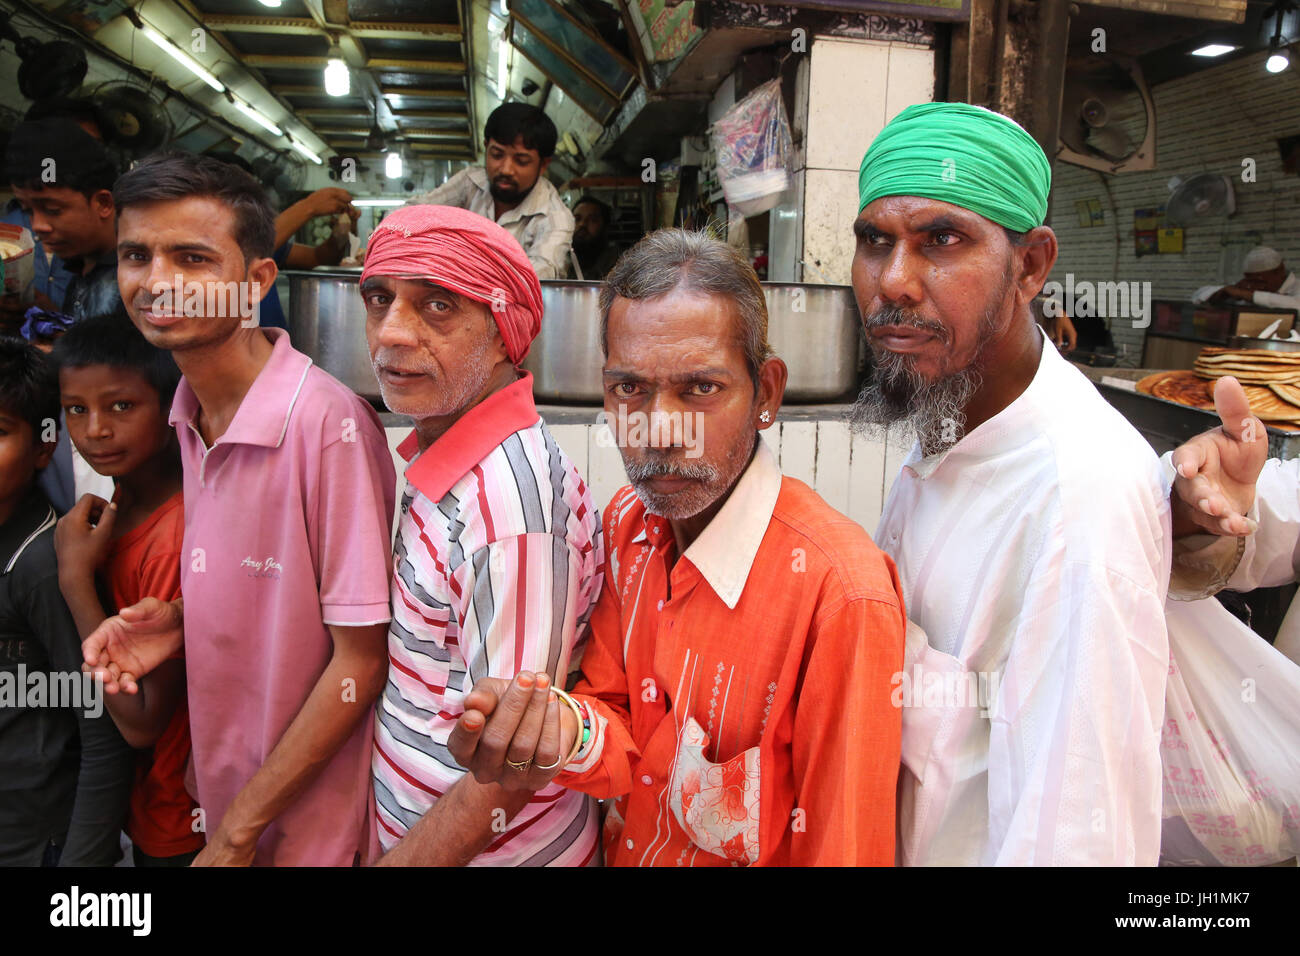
[50,310,203,866]
[0,335,133,865]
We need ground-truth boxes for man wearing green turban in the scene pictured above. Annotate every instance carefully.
[851,102,1170,867]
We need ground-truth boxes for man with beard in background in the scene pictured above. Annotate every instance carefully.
[851,103,1171,866]
[408,104,573,279]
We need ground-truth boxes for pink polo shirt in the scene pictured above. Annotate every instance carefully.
[170,328,396,866]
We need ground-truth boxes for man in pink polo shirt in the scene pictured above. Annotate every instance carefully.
[82,153,396,865]
[362,205,603,866]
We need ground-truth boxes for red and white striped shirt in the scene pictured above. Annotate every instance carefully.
[371,372,604,865]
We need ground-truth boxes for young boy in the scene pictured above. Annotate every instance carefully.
[50,309,203,866]
[0,336,133,865]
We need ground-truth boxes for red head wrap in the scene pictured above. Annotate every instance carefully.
[360,204,544,363]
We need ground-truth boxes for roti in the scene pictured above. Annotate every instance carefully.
[1193,362,1300,384]
[1198,346,1300,363]
[1269,382,1300,407]
[1238,384,1300,422]
[1194,345,1300,383]
[1137,370,1214,409]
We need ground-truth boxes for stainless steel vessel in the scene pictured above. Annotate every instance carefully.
[1228,335,1300,353]
[285,268,381,403]
[521,281,606,403]
[286,270,866,406]
[762,283,865,403]
[521,280,865,404]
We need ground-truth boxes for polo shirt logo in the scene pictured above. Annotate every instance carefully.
[240,555,283,579]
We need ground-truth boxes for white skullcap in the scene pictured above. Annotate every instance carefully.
[1243,246,1284,272]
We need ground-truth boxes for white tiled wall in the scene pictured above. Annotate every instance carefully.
[384,420,913,538]
[800,38,935,285]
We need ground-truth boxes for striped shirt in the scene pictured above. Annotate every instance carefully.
[372,372,604,865]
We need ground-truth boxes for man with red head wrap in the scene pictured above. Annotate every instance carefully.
[362,205,605,866]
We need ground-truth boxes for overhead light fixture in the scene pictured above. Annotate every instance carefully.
[141,24,224,92]
[1267,3,1293,73]
[1191,44,1237,57]
[258,0,283,7]
[324,57,350,97]
[289,138,323,165]
[352,199,405,207]
[496,33,510,99]
[230,96,282,136]
[385,150,404,179]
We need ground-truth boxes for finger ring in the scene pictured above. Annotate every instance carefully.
[534,755,562,771]
[505,756,532,772]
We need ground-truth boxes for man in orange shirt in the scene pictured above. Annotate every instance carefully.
[448,229,905,865]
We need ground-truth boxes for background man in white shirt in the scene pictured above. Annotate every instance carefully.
[408,103,573,279]
[1208,246,1300,315]
[851,102,1170,866]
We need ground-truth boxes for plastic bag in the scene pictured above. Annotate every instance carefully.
[1160,596,1300,865]
[709,79,793,218]
[0,223,35,303]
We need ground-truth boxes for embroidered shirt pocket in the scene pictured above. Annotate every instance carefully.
[668,716,761,865]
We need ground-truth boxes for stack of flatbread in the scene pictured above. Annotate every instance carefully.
[1136,349,1300,428]
[1193,347,1300,385]
[1194,347,1300,424]
[1131,347,1300,427]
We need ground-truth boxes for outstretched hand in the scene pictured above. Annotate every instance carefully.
[82,596,184,694]
[1170,375,1268,537]
[447,672,577,792]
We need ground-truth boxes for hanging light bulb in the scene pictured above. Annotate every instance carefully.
[1266,6,1293,74]
[385,150,403,179]
[324,57,350,96]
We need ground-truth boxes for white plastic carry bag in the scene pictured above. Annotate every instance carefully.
[1160,596,1300,865]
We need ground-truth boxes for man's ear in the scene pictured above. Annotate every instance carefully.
[755,356,788,430]
[35,437,56,472]
[1016,225,1059,304]
[539,156,552,177]
[246,254,279,318]
[92,189,115,221]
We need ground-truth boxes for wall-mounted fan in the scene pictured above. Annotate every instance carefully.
[1058,55,1156,174]
[91,82,174,158]
[251,151,307,207]
[0,12,87,100]
[1165,173,1236,226]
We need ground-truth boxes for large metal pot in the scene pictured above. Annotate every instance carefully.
[523,281,865,404]
[286,270,866,406]
[285,268,381,402]
[522,281,606,403]
[763,283,865,403]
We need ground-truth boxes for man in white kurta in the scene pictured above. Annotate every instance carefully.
[876,334,1171,865]
[852,102,1170,866]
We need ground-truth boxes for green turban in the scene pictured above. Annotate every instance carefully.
[857,102,1051,232]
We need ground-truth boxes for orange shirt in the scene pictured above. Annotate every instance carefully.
[557,441,905,866]
[102,492,203,858]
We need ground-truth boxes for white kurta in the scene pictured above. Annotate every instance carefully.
[878,329,1171,866]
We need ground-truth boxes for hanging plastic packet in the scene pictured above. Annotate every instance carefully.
[709,79,794,219]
